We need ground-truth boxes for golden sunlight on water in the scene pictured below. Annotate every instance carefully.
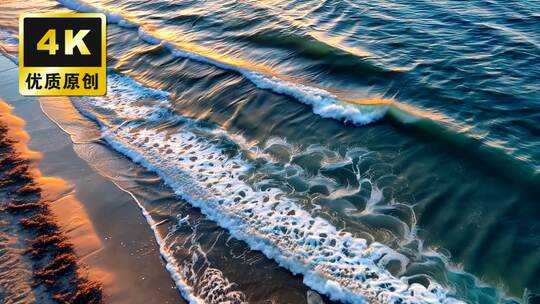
[243,0,374,58]
[2,0,540,301]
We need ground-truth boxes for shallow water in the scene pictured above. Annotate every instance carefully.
[1,0,539,303]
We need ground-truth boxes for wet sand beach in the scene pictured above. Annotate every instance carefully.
[0,54,183,303]
[0,98,102,303]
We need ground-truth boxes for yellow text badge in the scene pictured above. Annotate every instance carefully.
[19,13,106,96]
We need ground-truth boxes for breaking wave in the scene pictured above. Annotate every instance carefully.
[57,0,388,126]
[70,72,463,304]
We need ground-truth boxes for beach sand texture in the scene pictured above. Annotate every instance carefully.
[0,55,183,303]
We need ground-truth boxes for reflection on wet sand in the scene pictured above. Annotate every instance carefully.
[0,98,104,303]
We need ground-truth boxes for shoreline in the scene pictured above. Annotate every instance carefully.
[2,0,540,300]
[0,99,102,303]
[0,55,183,303]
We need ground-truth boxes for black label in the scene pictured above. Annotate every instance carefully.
[23,17,102,67]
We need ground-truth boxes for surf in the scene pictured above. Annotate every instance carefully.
[70,71,465,304]
[56,0,389,127]
[52,0,540,180]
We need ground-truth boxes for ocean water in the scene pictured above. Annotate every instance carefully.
[1,0,539,303]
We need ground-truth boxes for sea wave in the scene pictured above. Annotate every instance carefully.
[35,0,537,176]
[112,182,247,304]
[57,0,388,126]
[66,73,247,304]
[71,71,463,304]
[55,0,538,178]
[0,11,532,300]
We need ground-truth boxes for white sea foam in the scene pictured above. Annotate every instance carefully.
[0,29,19,64]
[71,74,245,304]
[168,216,247,303]
[1,11,457,299]
[57,0,388,126]
[0,15,495,303]
[113,185,207,304]
[56,0,137,27]
[70,73,463,304]
[159,31,387,126]
[90,73,171,121]
[113,183,247,304]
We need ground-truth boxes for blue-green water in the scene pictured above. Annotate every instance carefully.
[1,0,539,303]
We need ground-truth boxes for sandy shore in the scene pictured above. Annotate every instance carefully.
[0,55,183,303]
[1,96,104,303]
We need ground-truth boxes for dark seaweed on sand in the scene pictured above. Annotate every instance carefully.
[0,123,103,304]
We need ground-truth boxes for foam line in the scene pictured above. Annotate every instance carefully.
[113,182,246,304]
[113,183,208,304]
[57,0,388,126]
[70,73,463,304]
[65,76,246,304]
[57,0,137,27]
